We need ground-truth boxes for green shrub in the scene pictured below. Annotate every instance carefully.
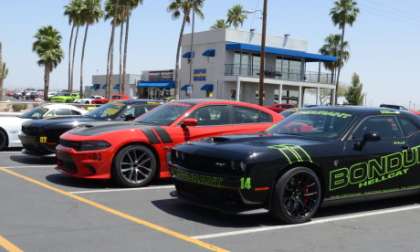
[12,103,28,112]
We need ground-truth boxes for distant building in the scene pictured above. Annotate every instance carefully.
[179,29,337,107]
[85,74,141,97]
[137,69,175,99]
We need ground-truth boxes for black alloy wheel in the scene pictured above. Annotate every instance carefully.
[271,167,321,224]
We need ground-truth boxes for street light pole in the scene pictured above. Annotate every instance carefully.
[258,0,268,106]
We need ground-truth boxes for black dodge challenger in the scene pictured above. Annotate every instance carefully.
[19,100,160,155]
[169,107,420,224]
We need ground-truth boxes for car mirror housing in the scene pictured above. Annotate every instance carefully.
[181,118,198,128]
[354,132,381,150]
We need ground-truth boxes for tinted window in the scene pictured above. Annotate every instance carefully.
[190,106,230,126]
[399,118,419,136]
[268,110,354,139]
[54,109,74,116]
[71,110,82,115]
[135,103,192,126]
[21,107,48,119]
[87,102,126,120]
[122,105,148,119]
[353,116,403,139]
[232,106,272,124]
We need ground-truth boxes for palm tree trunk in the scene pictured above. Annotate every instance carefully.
[106,23,116,99]
[70,26,80,93]
[174,17,187,100]
[68,25,75,91]
[122,15,130,96]
[44,65,50,101]
[335,25,346,105]
[80,24,89,99]
[119,22,124,94]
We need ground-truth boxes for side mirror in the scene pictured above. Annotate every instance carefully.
[122,114,135,121]
[354,132,381,150]
[181,118,198,128]
[364,132,381,142]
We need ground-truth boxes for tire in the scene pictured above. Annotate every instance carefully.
[0,129,8,151]
[271,167,322,224]
[112,145,158,188]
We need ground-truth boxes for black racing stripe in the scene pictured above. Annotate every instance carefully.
[154,127,173,143]
[141,128,160,144]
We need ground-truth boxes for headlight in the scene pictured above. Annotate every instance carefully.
[78,141,111,151]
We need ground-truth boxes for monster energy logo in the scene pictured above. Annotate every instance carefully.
[269,144,313,164]
[329,145,420,191]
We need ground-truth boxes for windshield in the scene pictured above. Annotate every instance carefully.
[135,103,192,126]
[21,107,49,119]
[86,102,126,120]
[268,110,354,139]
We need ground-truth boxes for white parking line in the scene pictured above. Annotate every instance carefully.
[192,203,420,240]
[70,185,175,194]
[5,165,56,169]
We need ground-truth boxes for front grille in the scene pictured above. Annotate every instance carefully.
[171,150,242,176]
[60,139,81,149]
[175,180,242,207]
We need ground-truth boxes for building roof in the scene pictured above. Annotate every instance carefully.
[226,42,336,63]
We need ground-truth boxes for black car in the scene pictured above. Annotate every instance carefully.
[169,107,420,224]
[19,100,161,155]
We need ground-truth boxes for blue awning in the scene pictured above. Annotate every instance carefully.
[201,84,214,92]
[202,49,216,57]
[181,84,191,91]
[113,84,120,90]
[138,81,175,89]
[226,42,337,62]
[182,51,195,59]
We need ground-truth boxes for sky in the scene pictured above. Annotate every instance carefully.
[0,0,419,108]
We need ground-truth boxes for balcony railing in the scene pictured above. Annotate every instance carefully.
[225,64,334,85]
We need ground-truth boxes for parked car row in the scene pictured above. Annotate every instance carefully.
[1,100,419,223]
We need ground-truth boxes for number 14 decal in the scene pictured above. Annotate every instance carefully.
[240,177,252,190]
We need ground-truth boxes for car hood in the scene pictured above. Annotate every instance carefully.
[68,121,145,136]
[175,134,328,161]
[22,116,99,129]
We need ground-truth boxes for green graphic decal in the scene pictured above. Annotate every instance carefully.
[269,144,313,164]
[172,168,225,188]
[329,145,420,191]
[240,177,252,190]
[380,109,400,115]
[297,110,352,119]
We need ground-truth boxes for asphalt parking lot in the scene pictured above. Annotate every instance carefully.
[2,149,420,252]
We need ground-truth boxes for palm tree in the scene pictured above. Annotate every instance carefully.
[211,19,227,30]
[330,0,360,104]
[319,34,349,85]
[64,0,84,93]
[79,0,103,98]
[168,0,205,99]
[226,4,247,29]
[121,0,143,95]
[0,42,8,101]
[32,26,64,101]
[104,0,126,99]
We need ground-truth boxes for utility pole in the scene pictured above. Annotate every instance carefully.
[258,0,268,106]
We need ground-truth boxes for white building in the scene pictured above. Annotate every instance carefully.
[85,74,141,98]
[179,29,337,107]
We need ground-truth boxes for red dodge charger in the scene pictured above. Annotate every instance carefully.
[56,99,283,187]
